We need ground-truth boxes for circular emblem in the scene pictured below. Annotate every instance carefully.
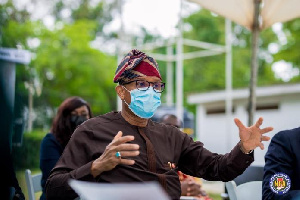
[269,173,291,195]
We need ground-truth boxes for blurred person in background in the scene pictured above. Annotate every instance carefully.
[45,49,272,200]
[39,96,92,200]
[161,114,212,200]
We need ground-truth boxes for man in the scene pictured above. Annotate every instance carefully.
[262,127,300,200]
[46,49,273,200]
[160,114,211,200]
[160,114,182,129]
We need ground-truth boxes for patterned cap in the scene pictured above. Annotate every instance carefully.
[113,49,162,84]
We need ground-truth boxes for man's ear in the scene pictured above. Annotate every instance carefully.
[115,85,125,100]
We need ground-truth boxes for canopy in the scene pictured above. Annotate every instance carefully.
[188,0,300,30]
[262,0,300,29]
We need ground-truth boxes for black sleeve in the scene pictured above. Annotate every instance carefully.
[46,125,97,200]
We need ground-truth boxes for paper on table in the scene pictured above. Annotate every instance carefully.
[68,179,171,200]
[180,196,198,200]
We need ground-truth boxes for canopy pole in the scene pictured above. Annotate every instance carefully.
[248,0,261,126]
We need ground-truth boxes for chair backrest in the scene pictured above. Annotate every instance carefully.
[222,165,264,199]
[226,181,262,200]
[234,165,264,186]
[225,181,237,200]
[25,169,42,200]
[236,181,262,200]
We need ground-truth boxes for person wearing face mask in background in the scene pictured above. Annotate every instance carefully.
[45,49,273,200]
[39,96,92,200]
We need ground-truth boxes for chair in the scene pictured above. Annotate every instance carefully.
[221,165,264,199]
[226,181,262,200]
[233,165,264,185]
[25,169,42,200]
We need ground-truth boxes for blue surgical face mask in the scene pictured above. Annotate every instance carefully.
[123,86,161,118]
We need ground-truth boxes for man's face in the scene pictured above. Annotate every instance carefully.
[119,76,162,104]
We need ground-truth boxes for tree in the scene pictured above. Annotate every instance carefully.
[0,0,39,127]
[1,0,119,130]
[182,9,279,95]
[32,20,117,115]
[273,18,300,82]
[52,0,117,39]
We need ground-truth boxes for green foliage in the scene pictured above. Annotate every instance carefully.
[0,0,32,47]
[183,9,280,95]
[184,9,224,43]
[32,20,117,115]
[183,10,227,97]
[0,1,41,123]
[12,130,45,170]
[0,1,120,134]
[274,19,300,65]
[273,18,300,82]
[52,0,116,38]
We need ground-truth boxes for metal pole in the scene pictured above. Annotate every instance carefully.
[117,0,124,111]
[176,0,184,124]
[248,0,261,126]
[166,42,174,106]
[225,18,232,151]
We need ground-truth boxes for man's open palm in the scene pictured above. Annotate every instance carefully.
[234,117,273,152]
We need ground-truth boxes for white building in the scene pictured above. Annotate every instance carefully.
[187,83,300,166]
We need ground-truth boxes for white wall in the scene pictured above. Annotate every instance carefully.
[195,96,300,166]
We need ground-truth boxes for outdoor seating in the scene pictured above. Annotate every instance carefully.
[226,180,262,200]
[25,169,42,200]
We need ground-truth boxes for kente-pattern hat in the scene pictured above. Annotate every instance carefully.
[113,49,162,84]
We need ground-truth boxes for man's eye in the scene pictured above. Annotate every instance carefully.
[153,83,160,88]
[137,81,147,87]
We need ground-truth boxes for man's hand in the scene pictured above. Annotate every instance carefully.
[181,177,204,197]
[91,131,140,177]
[234,117,273,153]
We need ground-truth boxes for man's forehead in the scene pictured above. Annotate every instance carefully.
[133,76,162,82]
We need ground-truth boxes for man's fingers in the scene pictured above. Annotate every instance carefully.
[117,150,140,157]
[261,135,270,141]
[260,127,273,134]
[255,117,263,128]
[120,158,135,165]
[112,135,135,146]
[117,143,139,151]
[259,142,264,150]
[114,131,123,139]
[234,118,244,129]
